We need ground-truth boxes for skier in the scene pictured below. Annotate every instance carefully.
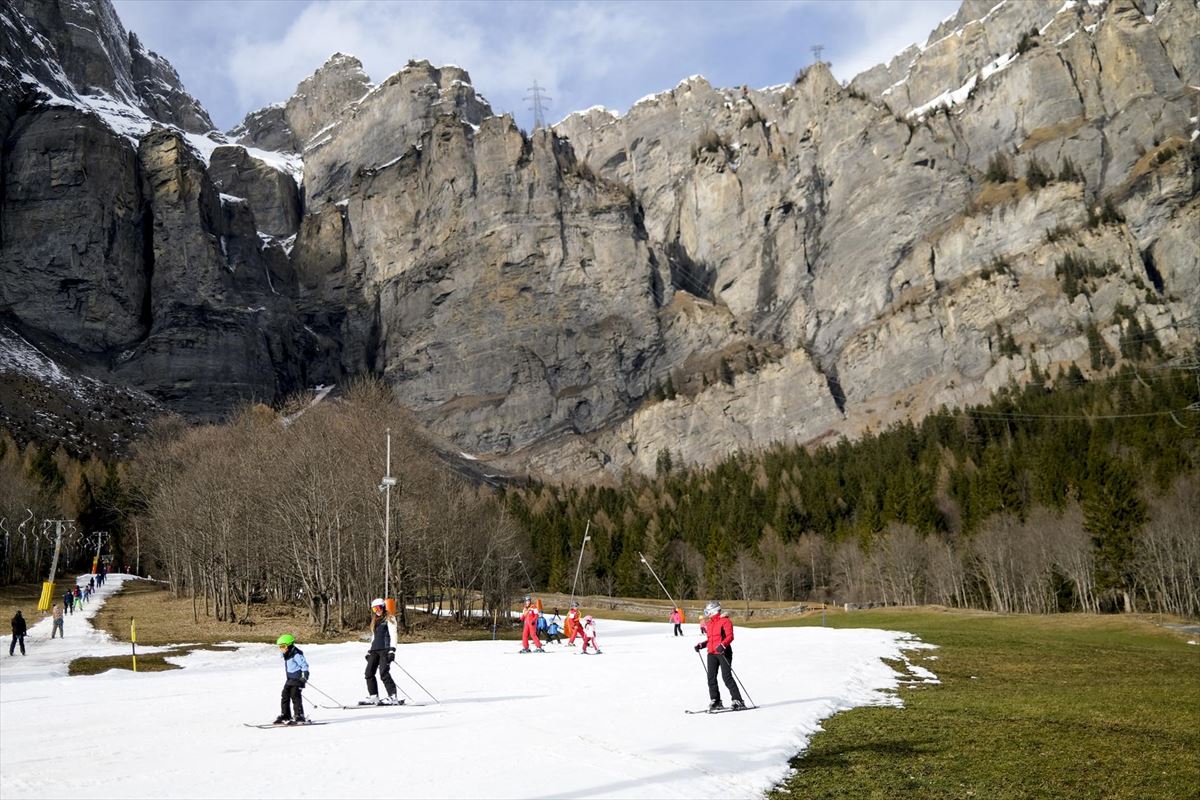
[62,590,73,615]
[580,615,601,654]
[362,598,400,705]
[51,604,64,638]
[72,586,82,611]
[9,610,27,656]
[693,601,744,711]
[273,634,310,725]
[669,607,683,636]
[519,595,544,653]
[547,610,563,644]
[565,601,582,647]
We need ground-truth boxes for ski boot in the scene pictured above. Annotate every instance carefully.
[518,647,531,653]
[380,694,400,705]
[273,715,291,725]
[731,699,746,710]
[359,694,380,706]
[708,699,724,712]
[288,715,308,726]
[534,647,545,653]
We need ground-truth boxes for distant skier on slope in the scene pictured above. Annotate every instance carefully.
[579,615,601,654]
[694,601,745,711]
[565,601,582,647]
[670,607,683,636]
[519,596,544,653]
[10,610,27,656]
[274,634,309,725]
[362,598,401,705]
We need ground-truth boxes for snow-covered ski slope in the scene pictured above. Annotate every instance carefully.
[0,580,936,799]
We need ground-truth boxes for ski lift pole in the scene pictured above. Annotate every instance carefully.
[568,520,592,605]
[131,618,137,672]
[91,530,106,575]
[38,520,68,611]
[638,552,679,610]
[380,429,397,600]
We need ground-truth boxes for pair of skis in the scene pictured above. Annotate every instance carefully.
[684,705,757,715]
[248,699,412,727]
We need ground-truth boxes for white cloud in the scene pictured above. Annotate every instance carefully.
[225,0,680,125]
[830,0,961,81]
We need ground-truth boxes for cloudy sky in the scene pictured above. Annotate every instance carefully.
[113,0,960,132]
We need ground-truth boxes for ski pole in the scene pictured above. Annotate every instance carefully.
[393,662,439,703]
[716,651,757,708]
[302,681,346,708]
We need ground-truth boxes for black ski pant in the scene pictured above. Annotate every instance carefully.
[707,647,743,704]
[673,624,683,636]
[9,633,25,655]
[280,678,304,719]
[365,650,396,697]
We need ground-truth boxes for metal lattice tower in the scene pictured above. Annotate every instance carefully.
[810,44,825,64]
[525,80,551,130]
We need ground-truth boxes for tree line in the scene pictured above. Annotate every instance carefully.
[1,380,524,634]
[504,360,1199,617]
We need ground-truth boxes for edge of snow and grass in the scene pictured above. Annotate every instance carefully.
[763,608,1200,800]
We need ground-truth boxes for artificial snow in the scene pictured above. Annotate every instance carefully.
[0,579,935,799]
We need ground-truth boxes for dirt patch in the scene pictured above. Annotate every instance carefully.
[68,643,238,676]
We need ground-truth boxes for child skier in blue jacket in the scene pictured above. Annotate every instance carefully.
[274,634,310,725]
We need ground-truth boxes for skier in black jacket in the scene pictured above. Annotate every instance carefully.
[9,610,27,656]
[361,598,400,706]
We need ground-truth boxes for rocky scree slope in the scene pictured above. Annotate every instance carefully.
[2,0,1198,478]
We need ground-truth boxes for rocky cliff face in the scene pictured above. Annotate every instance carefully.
[2,0,1197,477]
[2,0,306,417]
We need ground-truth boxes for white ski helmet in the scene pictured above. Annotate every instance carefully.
[371,598,385,610]
[523,595,532,604]
[584,615,594,624]
[703,601,721,617]
[571,601,579,609]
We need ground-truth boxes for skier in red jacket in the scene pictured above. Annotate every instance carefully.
[565,601,582,646]
[694,601,745,711]
[519,596,544,653]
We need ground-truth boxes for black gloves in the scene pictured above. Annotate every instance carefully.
[365,653,371,661]
[387,649,396,663]
[694,642,705,652]
[716,644,726,655]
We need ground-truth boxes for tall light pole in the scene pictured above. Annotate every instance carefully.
[380,428,397,599]
[569,521,591,605]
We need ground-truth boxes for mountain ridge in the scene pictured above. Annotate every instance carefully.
[1,0,1196,479]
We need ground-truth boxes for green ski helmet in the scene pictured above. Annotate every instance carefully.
[276,633,295,647]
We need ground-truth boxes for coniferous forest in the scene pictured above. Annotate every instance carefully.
[505,358,1200,616]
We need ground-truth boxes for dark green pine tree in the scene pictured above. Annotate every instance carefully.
[1081,452,1147,612]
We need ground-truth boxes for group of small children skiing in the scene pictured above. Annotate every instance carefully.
[517,597,599,654]
[265,594,745,725]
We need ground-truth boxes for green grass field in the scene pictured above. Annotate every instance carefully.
[761,609,1200,800]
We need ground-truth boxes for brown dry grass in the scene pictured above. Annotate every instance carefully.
[971,178,1031,211]
[1018,116,1087,152]
[92,580,334,646]
[90,580,510,647]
